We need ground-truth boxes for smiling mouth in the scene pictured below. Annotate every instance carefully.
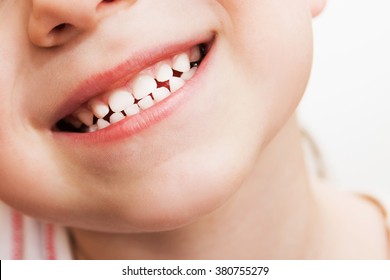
[56,44,208,133]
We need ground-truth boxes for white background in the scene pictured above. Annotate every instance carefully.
[298,0,390,192]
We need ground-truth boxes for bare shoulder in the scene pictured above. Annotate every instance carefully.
[313,183,389,259]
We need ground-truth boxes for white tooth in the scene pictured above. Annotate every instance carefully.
[169,77,186,92]
[88,99,110,119]
[74,108,94,126]
[172,53,191,72]
[131,75,157,100]
[97,119,110,130]
[88,125,98,133]
[181,67,197,81]
[190,46,201,62]
[110,112,125,123]
[155,63,173,82]
[152,87,171,102]
[138,96,154,110]
[107,88,134,113]
[124,104,140,116]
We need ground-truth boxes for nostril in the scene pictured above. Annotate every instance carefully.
[42,23,76,47]
[29,0,133,47]
[96,0,125,11]
[50,23,70,34]
[101,0,116,5]
[98,0,122,9]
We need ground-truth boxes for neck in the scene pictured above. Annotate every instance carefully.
[70,115,321,259]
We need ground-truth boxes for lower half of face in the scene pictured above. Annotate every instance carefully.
[0,0,313,232]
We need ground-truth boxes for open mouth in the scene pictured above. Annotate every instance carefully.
[55,44,208,133]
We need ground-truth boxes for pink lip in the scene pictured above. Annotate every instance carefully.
[52,33,215,144]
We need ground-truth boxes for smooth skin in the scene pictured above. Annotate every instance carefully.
[0,0,388,259]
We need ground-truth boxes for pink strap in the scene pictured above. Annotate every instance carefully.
[11,210,23,260]
[44,223,56,260]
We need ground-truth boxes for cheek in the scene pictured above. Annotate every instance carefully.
[225,0,313,130]
[0,132,65,217]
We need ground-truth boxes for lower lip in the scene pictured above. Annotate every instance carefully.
[53,41,216,145]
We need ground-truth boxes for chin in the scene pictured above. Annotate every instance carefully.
[64,152,248,233]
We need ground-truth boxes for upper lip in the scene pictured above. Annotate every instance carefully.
[51,32,214,130]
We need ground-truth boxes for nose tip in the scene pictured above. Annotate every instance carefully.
[28,0,133,47]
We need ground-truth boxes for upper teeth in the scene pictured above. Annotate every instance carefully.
[107,89,135,113]
[131,75,158,100]
[155,62,174,82]
[172,53,191,72]
[60,45,203,133]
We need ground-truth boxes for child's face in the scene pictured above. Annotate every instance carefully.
[0,0,322,232]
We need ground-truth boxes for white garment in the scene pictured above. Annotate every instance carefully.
[0,201,72,260]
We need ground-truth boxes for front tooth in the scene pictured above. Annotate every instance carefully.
[88,98,110,119]
[124,104,140,116]
[152,87,171,102]
[138,96,154,110]
[155,63,173,82]
[131,75,157,100]
[97,119,110,130]
[190,46,201,62]
[181,67,197,81]
[107,88,134,113]
[74,108,94,126]
[169,77,185,92]
[172,53,190,72]
[110,112,125,124]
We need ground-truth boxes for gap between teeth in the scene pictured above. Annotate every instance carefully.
[61,45,203,133]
